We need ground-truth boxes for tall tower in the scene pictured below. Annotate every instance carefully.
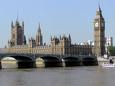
[94,6,105,56]
[9,19,25,47]
[36,23,43,46]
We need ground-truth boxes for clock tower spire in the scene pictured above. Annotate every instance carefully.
[94,5,105,56]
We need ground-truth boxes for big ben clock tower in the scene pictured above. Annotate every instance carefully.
[94,6,105,56]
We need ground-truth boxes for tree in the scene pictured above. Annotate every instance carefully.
[108,46,115,56]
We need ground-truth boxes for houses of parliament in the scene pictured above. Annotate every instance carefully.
[6,6,105,57]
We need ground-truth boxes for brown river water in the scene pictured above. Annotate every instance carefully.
[0,66,115,86]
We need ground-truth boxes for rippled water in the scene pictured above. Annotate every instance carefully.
[0,66,115,86]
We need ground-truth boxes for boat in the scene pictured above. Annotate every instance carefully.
[102,59,115,68]
[101,63,115,68]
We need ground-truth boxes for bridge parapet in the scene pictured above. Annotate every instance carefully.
[0,48,9,54]
[0,52,97,60]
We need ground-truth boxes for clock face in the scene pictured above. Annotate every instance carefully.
[95,22,99,27]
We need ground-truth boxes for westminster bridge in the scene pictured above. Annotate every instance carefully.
[0,52,98,68]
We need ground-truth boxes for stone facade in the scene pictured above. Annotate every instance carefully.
[8,34,92,55]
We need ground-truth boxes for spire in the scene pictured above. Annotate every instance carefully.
[98,3,102,13]
[95,4,103,19]
[69,34,71,41]
[11,21,13,28]
[51,36,53,41]
[22,21,24,26]
[15,12,20,26]
[36,22,43,46]
[37,23,41,34]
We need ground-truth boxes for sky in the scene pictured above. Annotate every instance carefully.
[0,0,115,47]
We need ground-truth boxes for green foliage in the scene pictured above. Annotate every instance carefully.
[108,46,115,56]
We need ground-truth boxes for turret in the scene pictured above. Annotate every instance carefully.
[51,36,59,46]
[8,19,25,47]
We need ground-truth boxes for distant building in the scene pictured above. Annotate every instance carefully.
[105,37,113,54]
[105,37,113,46]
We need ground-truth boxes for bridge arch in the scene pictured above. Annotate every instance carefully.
[63,56,81,67]
[1,57,17,68]
[82,56,98,66]
[35,55,62,67]
[0,55,35,68]
[35,57,45,67]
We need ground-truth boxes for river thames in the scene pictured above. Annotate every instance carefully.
[0,66,115,86]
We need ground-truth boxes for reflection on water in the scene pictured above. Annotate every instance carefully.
[0,67,115,86]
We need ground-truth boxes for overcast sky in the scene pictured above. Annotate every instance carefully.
[0,0,115,47]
